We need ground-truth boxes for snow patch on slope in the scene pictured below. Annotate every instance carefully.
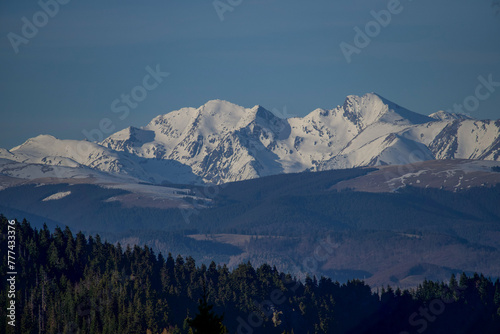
[42,191,71,201]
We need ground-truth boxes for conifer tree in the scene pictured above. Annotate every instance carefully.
[187,282,227,334]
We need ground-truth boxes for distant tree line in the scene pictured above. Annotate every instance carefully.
[1,216,499,333]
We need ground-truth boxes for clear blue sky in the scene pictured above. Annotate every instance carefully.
[1,0,499,149]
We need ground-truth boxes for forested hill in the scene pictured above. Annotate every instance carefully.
[1,217,500,334]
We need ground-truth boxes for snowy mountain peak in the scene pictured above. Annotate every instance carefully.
[429,110,474,122]
[342,93,434,127]
[11,134,58,151]
[200,99,243,114]
[203,99,237,107]
[252,105,280,122]
[2,94,499,185]
[341,93,396,129]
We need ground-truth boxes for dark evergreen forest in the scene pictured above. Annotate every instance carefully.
[1,216,500,333]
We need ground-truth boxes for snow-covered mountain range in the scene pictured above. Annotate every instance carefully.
[1,93,499,184]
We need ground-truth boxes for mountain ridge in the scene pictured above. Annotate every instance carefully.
[1,93,499,185]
